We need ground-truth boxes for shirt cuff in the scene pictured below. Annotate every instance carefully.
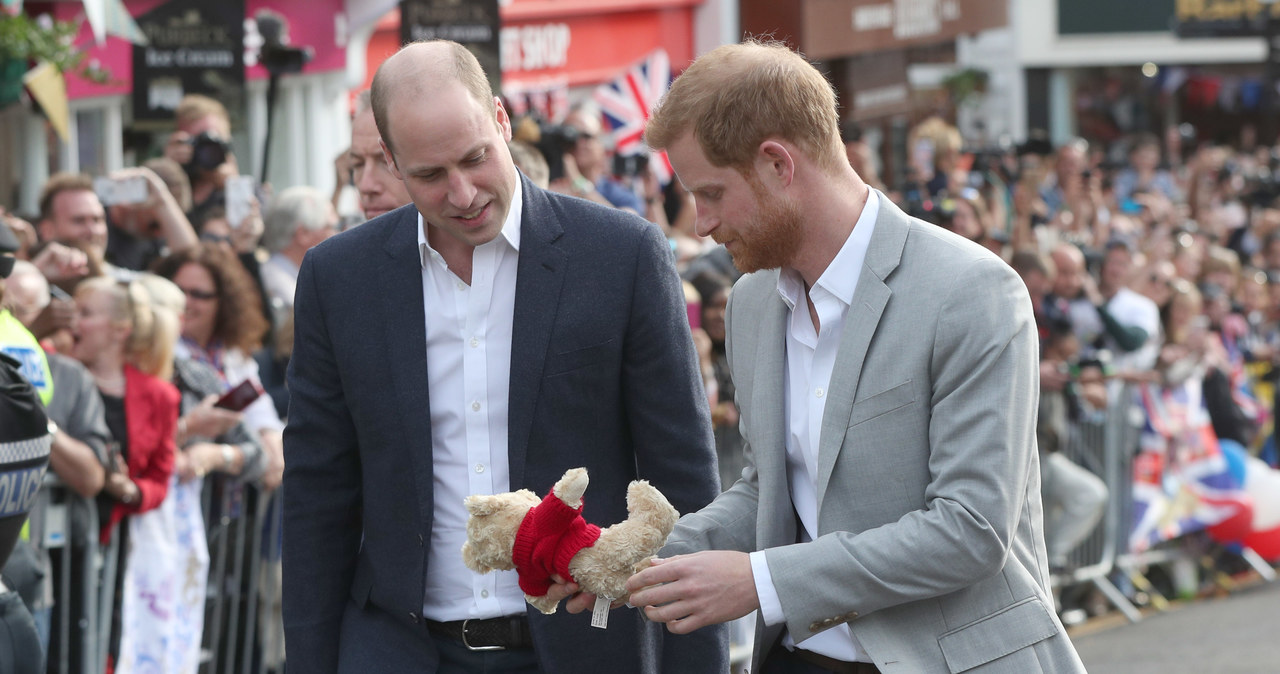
[750,550,785,626]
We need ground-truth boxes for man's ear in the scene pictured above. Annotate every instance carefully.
[380,139,403,181]
[756,140,795,188]
[494,96,513,142]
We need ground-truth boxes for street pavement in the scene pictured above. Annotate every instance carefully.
[1070,575,1280,673]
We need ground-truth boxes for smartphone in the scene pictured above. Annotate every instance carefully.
[93,176,148,206]
[224,176,256,228]
[215,379,265,412]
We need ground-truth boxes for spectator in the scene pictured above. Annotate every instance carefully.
[507,139,550,189]
[67,275,179,667]
[348,89,411,221]
[259,185,337,317]
[1114,132,1181,205]
[34,174,105,286]
[151,244,284,491]
[103,162,199,272]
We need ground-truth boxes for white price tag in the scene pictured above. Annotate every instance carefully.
[591,595,613,629]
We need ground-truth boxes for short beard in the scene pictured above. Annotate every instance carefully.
[722,177,804,274]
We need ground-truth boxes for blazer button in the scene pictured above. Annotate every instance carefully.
[844,611,859,621]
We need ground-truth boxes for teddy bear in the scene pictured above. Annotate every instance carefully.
[461,467,679,615]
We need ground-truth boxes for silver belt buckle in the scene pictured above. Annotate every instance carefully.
[462,618,506,652]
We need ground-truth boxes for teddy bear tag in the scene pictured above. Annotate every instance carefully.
[591,595,612,629]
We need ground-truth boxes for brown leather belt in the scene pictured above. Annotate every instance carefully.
[790,648,881,674]
[424,616,533,651]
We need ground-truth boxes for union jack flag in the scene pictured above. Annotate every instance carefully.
[594,49,674,184]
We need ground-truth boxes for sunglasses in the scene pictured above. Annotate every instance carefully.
[179,286,218,301]
[200,233,232,245]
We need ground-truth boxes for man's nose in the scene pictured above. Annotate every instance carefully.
[448,172,477,209]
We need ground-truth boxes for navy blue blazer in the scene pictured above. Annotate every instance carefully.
[282,174,726,673]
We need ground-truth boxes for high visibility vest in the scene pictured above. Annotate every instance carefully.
[0,310,53,407]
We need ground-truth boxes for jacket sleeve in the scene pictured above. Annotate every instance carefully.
[129,377,178,514]
[281,250,364,674]
[622,223,729,673]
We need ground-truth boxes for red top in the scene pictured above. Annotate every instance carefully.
[511,490,601,597]
[100,364,178,544]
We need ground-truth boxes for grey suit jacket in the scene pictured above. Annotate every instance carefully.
[664,195,1086,673]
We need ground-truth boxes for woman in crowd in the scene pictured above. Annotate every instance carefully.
[152,243,284,490]
[68,274,179,667]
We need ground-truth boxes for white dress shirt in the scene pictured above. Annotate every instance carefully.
[749,189,880,663]
[419,179,528,621]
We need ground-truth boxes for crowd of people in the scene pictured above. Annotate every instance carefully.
[1,35,1279,674]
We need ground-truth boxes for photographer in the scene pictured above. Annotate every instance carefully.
[163,95,265,244]
[559,105,669,227]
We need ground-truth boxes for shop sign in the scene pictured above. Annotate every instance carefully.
[400,0,501,92]
[500,22,571,73]
[843,49,911,120]
[797,0,1006,59]
[131,0,245,125]
[1174,0,1280,38]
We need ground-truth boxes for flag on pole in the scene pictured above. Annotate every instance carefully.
[594,49,674,184]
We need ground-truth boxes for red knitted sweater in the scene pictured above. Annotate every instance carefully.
[511,491,602,597]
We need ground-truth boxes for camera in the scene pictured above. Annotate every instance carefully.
[612,152,649,178]
[533,121,581,183]
[188,131,231,173]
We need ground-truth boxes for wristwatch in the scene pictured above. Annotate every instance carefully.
[221,444,236,471]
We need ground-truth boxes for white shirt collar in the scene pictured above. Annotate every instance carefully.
[417,175,524,269]
[777,188,880,310]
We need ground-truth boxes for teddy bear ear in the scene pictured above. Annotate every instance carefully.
[464,494,500,517]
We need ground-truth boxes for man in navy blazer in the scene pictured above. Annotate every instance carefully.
[282,40,726,673]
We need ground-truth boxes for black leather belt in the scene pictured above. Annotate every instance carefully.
[424,616,533,651]
[787,647,880,674]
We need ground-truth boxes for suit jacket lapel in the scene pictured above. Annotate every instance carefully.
[815,195,909,509]
[507,176,567,489]
[378,207,435,526]
[749,272,797,549]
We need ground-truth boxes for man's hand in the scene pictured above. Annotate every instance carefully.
[32,242,89,284]
[625,551,759,634]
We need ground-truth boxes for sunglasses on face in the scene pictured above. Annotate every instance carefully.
[179,286,218,301]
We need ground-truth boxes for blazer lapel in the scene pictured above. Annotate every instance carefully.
[748,272,797,549]
[377,207,435,526]
[815,195,909,509]
[507,176,567,489]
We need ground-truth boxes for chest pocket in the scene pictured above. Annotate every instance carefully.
[847,379,915,428]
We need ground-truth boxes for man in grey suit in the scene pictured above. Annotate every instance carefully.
[282,41,726,673]
[618,41,1086,673]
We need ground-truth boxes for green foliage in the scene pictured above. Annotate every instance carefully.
[0,12,109,84]
[941,68,989,106]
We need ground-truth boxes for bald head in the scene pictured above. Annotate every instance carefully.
[1050,243,1086,299]
[371,40,496,157]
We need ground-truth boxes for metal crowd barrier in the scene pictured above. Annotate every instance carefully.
[1054,382,1278,624]
[1052,384,1144,623]
[29,474,284,674]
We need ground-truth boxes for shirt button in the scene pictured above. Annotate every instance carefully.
[475,463,485,474]
[481,589,489,598]
[470,337,479,348]
[815,387,825,398]
[472,401,481,411]
[456,280,466,291]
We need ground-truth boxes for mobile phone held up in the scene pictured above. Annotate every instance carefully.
[93,176,148,206]
[215,379,265,412]
[225,176,256,228]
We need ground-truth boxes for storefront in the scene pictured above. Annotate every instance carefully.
[357,0,709,122]
[1015,0,1271,155]
[737,0,1008,188]
[8,0,353,215]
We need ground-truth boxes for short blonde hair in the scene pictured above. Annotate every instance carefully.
[645,39,844,172]
[175,94,230,130]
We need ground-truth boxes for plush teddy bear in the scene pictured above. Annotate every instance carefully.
[461,467,678,615]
